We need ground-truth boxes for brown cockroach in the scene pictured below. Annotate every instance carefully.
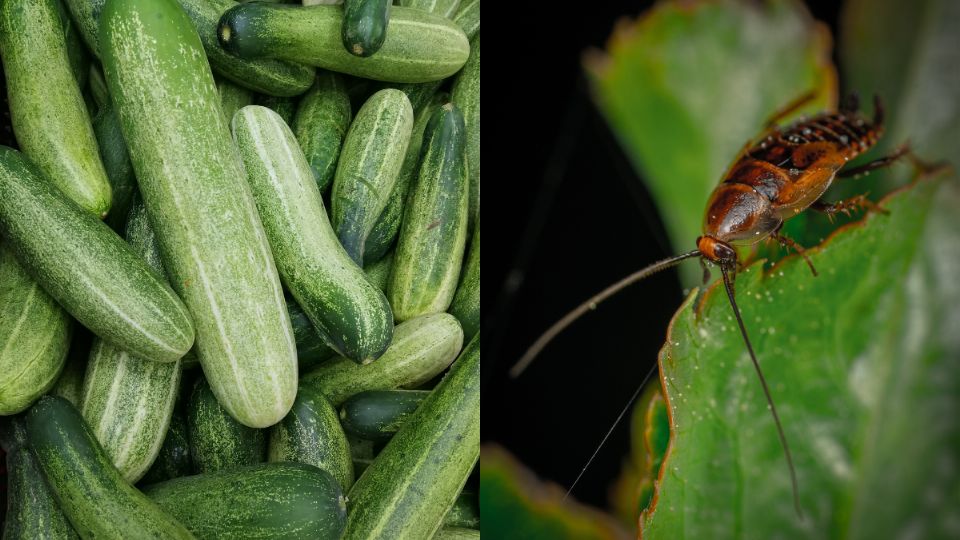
[510,92,915,517]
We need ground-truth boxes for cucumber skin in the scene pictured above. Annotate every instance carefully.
[24,395,196,539]
[342,0,391,58]
[332,89,413,266]
[92,103,137,232]
[293,71,352,192]
[444,491,480,529]
[0,0,112,218]
[100,0,298,428]
[62,0,102,55]
[339,389,430,442]
[139,409,192,486]
[448,216,479,340]
[0,245,72,415]
[287,297,337,372]
[217,78,254,127]
[0,147,195,364]
[302,313,463,406]
[218,3,470,83]
[50,337,90,408]
[451,35,479,232]
[142,463,347,540]
[341,333,479,539]
[187,378,266,474]
[232,105,393,364]
[435,528,480,540]
[268,384,354,492]
[256,94,297,126]
[398,0,460,18]
[363,251,394,294]
[388,104,470,321]
[452,0,478,40]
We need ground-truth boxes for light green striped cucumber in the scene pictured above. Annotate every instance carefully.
[398,0,460,18]
[0,147,195,364]
[80,198,183,483]
[217,3,470,83]
[364,251,394,294]
[341,333,479,539]
[142,463,347,540]
[452,0,478,40]
[388,103,469,321]
[448,216,479,340]
[302,313,463,406]
[25,395,196,539]
[269,383,353,492]
[101,0,298,428]
[217,77,255,125]
[451,34,479,231]
[342,0,391,57]
[339,389,430,442]
[0,244,73,415]
[233,105,393,364]
[139,407,192,485]
[0,0,112,218]
[187,377,266,474]
[292,71,352,192]
[331,88,413,266]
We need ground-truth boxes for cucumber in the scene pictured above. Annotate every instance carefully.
[398,0,460,18]
[92,103,137,232]
[80,198,183,483]
[217,77,254,126]
[55,0,90,89]
[100,0,298,428]
[292,71,352,192]
[0,244,73,415]
[363,251,394,294]
[302,312,463,406]
[256,94,297,125]
[452,0,478,40]
[331,88,413,265]
[443,491,479,529]
[451,35,479,231]
[268,384,354,492]
[50,333,91,407]
[0,0,112,218]
[187,377,266,474]
[435,528,480,540]
[233,105,394,363]
[25,395,196,539]
[142,462,347,540]
[217,3,470,83]
[139,408,192,485]
[287,296,337,372]
[339,389,430,442]
[448,216,479,340]
[341,333,479,538]
[0,147,195,364]
[342,0,391,57]
[388,103,469,321]
[62,0,101,55]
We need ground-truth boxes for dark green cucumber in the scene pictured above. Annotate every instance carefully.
[233,105,394,364]
[443,491,479,529]
[92,102,137,232]
[292,71,352,192]
[452,0,478,40]
[142,462,346,540]
[25,395,195,539]
[342,0,391,57]
[451,34,479,231]
[139,408,192,485]
[398,0,460,18]
[287,296,337,372]
[331,88,413,265]
[101,0,298,428]
[0,0,112,218]
[302,312,463,406]
[187,377,266,474]
[363,251,394,294]
[268,384,353,491]
[448,216,479,340]
[50,333,91,407]
[339,389,430,442]
[0,147,195,364]
[218,3,470,83]
[54,0,90,89]
[256,94,297,125]
[341,333,479,538]
[388,103,470,321]
[217,77,254,125]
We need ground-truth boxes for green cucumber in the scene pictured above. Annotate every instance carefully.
[139,408,192,485]
[101,0,298,428]
[342,0,391,57]
[217,3,470,83]
[268,384,353,492]
[0,147,195,364]
[55,0,90,89]
[0,0,112,218]
[80,198,183,483]
[142,462,347,540]
[62,0,101,55]
[92,103,137,232]
[292,71,352,192]
[339,389,430,442]
[331,88,413,265]
[388,103,469,321]
[452,0,478,40]
[393,80,443,112]
[302,312,463,406]
[341,333,479,538]
[233,105,394,364]
[448,216,479,340]
[364,251,394,294]
[435,528,480,540]
[451,34,479,231]
[217,77,254,126]
[25,395,196,539]
[0,244,73,415]
[287,296,337,372]
[398,0,460,18]
[50,334,90,407]
[187,377,266,474]
[256,94,297,125]
[443,491,479,529]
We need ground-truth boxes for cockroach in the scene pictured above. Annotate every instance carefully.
[510,92,917,517]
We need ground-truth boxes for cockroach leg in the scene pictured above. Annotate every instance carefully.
[812,194,889,220]
[772,231,818,277]
[837,144,910,178]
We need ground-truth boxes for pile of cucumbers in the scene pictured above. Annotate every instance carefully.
[0,0,479,538]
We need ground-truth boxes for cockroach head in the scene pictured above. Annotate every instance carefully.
[697,235,737,268]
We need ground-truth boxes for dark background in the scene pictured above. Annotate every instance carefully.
[484,0,843,510]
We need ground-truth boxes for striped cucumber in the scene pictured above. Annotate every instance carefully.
[139,407,192,485]
[187,377,266,474]
[398,0,460,18]
[101,0,298,428]
[388,103,469,321]
[341,333,479,539]
[364,251,394,294]
[448,216,479,340]
[0,147,195,364]
[80,198,183,483]
[302,313,463,406]
[217,77,254,126]
[217,3,470,83]
[268,383,354,491]
[25,395,196,539]
[342,0,391,57]
[142,463,347,540]
[451,34,479,231]
[292,71,352,192]
[452,0,478,40]
[332,88,413,266]
[339,389,430,442]
[287,296,337,372]
[0,0,112,218]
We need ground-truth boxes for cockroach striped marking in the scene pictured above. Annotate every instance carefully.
[510,92,916,518]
